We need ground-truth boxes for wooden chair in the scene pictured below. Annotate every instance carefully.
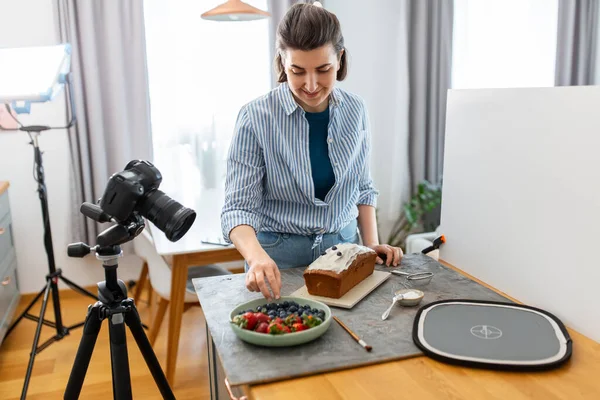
[132,229,231,345]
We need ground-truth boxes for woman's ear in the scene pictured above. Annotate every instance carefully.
[337,48,345,70]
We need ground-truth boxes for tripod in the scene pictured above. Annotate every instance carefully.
[3,122,98,399]
[64,225,175,399]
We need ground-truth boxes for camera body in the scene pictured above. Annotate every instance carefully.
[86,159,196,243]
[100,160,162,222]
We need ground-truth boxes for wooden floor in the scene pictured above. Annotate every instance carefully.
[0,285,210,399]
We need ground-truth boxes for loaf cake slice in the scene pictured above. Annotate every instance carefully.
[303,243,377,298]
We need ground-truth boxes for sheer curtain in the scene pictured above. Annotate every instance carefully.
[143,0,270,211]
[56,0,153,244]
[452,0,559,89]
[555,0,599,86]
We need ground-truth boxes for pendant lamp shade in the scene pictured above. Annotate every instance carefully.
[201,0,270,21]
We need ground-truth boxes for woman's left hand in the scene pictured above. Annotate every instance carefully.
[367,244,403,267]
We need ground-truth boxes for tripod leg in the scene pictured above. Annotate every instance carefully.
[60,275,99,301]
[20,279,52,400]
[64,302,104,400]
[6,285,46,337]
[108,311,133,400]
[123,300,175,400]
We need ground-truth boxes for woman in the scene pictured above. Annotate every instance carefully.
[221,2,402,300]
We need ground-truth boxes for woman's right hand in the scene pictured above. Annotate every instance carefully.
[228,225,282,301]
[246,254,281,301]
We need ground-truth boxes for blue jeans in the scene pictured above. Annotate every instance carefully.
[248,220,360,271]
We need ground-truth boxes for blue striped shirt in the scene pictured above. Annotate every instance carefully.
[221,82,379,243]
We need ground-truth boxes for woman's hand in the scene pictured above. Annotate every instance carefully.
[245,254,281,301]
[229,225,282,301]
[366,244,403,267]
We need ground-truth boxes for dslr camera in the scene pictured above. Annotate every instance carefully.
[82,160,196,245]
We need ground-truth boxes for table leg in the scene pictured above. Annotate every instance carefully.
[206,324,218,399]
[166,254,188,385]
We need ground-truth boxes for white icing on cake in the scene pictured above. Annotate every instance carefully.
[306,243,376,274]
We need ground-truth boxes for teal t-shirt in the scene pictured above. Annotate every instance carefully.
[306,108,335,200]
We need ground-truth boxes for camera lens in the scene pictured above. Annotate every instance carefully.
[138,190,196,242]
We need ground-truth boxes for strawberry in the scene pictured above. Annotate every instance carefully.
[285,315,301,326]
[292,323,307,332]
[302,314,322,328]
[282,326,291,334]
[236,312,258,330]
[268,322,285,334]
[255,322,269,334]
[255,312,271,324]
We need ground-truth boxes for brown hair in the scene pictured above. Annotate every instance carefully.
[274,2,348,83]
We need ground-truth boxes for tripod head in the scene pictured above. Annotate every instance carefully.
[67,205,147,305]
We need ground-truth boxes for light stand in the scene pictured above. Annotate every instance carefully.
[0,44,98,399]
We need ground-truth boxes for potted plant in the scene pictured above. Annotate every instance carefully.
[386,180,442,250]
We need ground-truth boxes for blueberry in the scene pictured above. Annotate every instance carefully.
[291,301,299,307]
[283,301,290,307]
[289,306,298,313]
[238,311,244,315]
[266,303,275,310]
[332,245,337,250]
[279,312,286,318]
[246,309,254,313]
[311,308,319,314]
[318,311,325,320]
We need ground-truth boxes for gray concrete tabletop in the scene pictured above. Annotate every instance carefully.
[193,253,510,387]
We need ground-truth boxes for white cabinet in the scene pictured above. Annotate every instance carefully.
[0,184,20,346]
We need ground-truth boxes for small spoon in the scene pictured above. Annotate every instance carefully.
[381,290,405,320]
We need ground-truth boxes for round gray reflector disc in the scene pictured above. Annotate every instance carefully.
[413,300,572,371]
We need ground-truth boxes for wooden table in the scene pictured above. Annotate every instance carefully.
[150,185,244,385]
[231,260,600,400]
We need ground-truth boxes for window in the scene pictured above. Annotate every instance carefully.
[452,0,559,89]
[144,0,270,202]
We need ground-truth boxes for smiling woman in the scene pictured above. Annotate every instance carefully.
[273,3,348,112]
[281,46,341,113]
[222,2,404,301]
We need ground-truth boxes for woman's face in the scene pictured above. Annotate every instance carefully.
[283,44,342,113]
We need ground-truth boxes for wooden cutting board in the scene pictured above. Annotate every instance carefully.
[289,270,391,309]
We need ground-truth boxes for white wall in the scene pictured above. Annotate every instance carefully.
[327,0,411,242]
[0,0,142,293]
[452,0,558,89]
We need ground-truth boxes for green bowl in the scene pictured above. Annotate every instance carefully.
[229,296,332,347]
